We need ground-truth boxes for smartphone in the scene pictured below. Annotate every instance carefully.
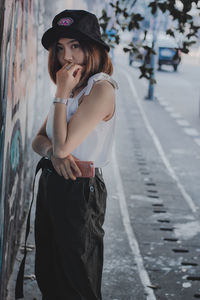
[74,161,95,178]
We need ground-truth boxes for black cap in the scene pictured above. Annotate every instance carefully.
[41,9,110,51]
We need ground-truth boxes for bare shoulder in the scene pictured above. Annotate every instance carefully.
[77,79,115,121]
[93,79,115,95]
[85,79,115,103]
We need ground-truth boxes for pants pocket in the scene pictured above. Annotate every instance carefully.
[86,177,107,241]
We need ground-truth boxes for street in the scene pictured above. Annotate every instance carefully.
[7,53,200,300]
[102,53,200,299]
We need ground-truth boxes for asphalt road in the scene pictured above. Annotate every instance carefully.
[7,55,200,300]
[102,54,200,300]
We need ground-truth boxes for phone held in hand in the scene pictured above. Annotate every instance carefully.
[75,161,95,178]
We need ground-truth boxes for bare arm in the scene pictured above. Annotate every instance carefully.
[31,113,82,180]
[53,80,115,159]
[32,116,53,157]
[32,135,52,157]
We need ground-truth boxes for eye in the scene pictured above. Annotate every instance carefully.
[71,43,80,49]
[56,45,63,51]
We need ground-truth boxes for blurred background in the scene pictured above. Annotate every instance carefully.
[1,0,200,299]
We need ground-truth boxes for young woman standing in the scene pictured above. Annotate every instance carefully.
[15,9,118,300]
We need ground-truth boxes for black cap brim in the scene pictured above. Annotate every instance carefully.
[41,26,110,51]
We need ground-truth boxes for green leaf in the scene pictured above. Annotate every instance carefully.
[166,29,175,37]
[158,2,167,13]
[123,47,131,52]
[148,1,158,15]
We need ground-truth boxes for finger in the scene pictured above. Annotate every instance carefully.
[74,67,83,78]
[70,154,80,161]
[66,165,76,180]
[70,160,82,176]
[67,64,83,75]
[60,165,69,180]
[63,62,79,69]
[63,61,73,67]
[54,166,62,176]
[51,161,62,176]
[61,158,76,180]
[60,62,73,72]
[71,68,83,81]
[67,155,81,174]
[64,62,74,71]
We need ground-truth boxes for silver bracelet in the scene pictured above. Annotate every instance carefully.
[53,97,68,105]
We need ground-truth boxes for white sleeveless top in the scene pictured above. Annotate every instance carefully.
[46,72,118,167]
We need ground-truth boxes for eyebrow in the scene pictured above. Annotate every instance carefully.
[57,39,78,45]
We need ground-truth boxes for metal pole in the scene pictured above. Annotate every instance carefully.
[146,11,158,100]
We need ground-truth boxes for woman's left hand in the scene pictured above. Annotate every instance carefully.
[51,153,82,180]
[55,63,83,99]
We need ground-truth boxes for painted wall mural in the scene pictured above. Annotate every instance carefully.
[0,0,50,298]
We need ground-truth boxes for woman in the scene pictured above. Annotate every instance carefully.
[15,9,118,300]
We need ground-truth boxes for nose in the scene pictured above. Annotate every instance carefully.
[63,47,73,62]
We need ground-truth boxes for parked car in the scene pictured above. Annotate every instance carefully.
[128,33,182,71]
[157,37,181,71]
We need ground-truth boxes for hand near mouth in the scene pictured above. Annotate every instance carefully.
[55,62,83,98]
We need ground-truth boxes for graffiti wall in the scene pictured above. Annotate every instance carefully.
[0,0,57,298]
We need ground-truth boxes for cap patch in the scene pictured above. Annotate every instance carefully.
[57,17,74,26]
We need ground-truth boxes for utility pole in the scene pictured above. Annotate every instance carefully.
[146,10,159,100]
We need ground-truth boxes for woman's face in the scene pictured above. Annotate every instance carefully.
[56,37,85,67]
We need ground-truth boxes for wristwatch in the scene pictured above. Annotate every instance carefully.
[53,97,68,105]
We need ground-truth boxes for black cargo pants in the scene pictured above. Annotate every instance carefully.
[15,157,107,300]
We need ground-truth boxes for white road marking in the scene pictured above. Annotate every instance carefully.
[121,69,198,213]
[176,119,190,127]
[158,101,169,106]
[130,194,163,203]
[112,146,157,300]
[157,99,200,139]
[184,128,200,137]
[170,112,182,119]
[164,106,174,112]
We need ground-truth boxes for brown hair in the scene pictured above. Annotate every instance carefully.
[48,39,113,89]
